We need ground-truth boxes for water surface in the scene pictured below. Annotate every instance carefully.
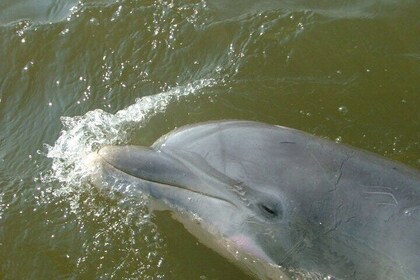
[0,0,419,279]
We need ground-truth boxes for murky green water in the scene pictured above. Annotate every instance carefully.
[0,0,419,279]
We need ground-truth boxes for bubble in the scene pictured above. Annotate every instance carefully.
[23,61,34,72]
[89,17,99,25]
[338,106,348,114]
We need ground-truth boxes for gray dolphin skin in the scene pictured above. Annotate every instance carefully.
[93,120,420,280]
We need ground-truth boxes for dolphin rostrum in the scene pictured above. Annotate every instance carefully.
[91,120,420,279]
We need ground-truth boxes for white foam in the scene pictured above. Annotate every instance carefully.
[36,78,217,278]
[45,78,217,186]
[36,78,220,278]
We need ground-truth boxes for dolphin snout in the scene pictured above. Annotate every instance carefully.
[98,145,126,162]
[97,145,156,177]
[96,145,193,187]
[98,145,114,158]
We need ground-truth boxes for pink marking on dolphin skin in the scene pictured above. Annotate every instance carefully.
[229,234,273,263]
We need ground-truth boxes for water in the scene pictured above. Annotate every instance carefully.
[0,0,419,279]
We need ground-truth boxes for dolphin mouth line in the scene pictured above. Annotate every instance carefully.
[97,153,238,208]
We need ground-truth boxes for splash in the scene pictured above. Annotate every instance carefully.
[45,78,216,186]
[39,78,217,278]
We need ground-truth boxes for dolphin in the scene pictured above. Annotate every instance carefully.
[91,120,420,280]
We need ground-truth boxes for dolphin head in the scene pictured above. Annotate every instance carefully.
[94,144,302,269]
[90,121,420,279]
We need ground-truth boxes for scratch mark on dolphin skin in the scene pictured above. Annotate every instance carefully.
[307,151,352,231]
[330,155,351,192]
[308,151,330,184]
[363,190,398,206]
[344,216,356,223]
[280,141,296,144]
[329,155,351,231]
[278,237,306,266]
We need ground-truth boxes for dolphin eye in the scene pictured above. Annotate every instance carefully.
[259,203,279,218]
[262,205,276,215]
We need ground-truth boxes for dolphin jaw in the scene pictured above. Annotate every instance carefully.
[94,147,239,210]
